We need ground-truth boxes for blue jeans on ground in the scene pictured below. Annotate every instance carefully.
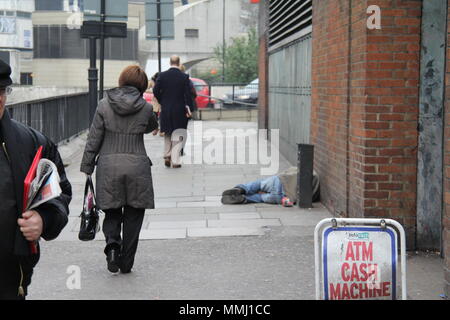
[236,176,284,204]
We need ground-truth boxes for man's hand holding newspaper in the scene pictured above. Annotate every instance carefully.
[19,159,62,243]
[25,159,62,210]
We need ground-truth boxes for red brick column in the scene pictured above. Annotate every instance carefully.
[311,0,421,249]
[311,0,353,217]
[361,1,421,249]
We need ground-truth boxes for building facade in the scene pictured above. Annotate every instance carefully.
[0,0,34,84]
[139,0,258,77]
[258,0,449,297]
[32,0,139,87]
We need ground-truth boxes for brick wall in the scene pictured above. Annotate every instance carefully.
[311,0,421,249]
[444,2,450,300]
[311,0,352,217]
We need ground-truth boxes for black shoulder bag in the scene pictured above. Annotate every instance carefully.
[78,176,101,241]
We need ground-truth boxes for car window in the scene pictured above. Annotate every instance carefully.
[192,80,207,92]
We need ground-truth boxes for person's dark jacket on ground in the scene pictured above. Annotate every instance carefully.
[0,109,72,299]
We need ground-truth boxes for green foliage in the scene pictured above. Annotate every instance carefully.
[213,27,259,84]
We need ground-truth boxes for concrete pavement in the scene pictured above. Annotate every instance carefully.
[27,121,445,300]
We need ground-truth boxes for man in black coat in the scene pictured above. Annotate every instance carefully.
[153,55,194,168]
[0,59,72,300]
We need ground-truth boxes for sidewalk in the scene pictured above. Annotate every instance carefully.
[57,121,331,242]
[28,121,444,300]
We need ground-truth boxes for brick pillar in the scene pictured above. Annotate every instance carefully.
[361,1,422,249]
[311,0,421,249]
[311,0,353,217]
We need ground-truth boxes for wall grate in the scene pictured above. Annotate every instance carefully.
[268,0,312,48]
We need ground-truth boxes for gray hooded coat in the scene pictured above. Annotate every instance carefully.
[80,86,158,210]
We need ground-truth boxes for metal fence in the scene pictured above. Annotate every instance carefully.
[268,33,312,165]
[6,92,90,144]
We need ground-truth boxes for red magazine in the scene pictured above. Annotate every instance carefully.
[23,146,43,255]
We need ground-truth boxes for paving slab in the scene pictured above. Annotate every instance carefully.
[148,207,206,215]
[177,201,222,208]
[208,218,281,228]
[154,202,178,209]
[218,213,261,220]
[147,214,218,222]
[146,220,206,229]
[155,196,205,202]
[187,227,266,238]
[205,205,258,213]
[139,229,187,240]
[279,217,324,227]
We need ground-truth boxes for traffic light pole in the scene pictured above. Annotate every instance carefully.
[88,37,98,125]
[99,0,106,99]
[157,0,162,73]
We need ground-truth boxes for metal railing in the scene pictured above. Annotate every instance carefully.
[6,92,90,144]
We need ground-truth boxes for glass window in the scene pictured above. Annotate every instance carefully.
[185,29,199,38]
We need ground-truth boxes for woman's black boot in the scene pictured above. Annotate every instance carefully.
[106,248,120,274]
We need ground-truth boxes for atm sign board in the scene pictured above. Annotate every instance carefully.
[322,226,397,300]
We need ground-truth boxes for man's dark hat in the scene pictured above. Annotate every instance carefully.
[0,59,12,88]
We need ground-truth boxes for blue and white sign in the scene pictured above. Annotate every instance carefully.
[314,218,407,300]
[322,226,397,300]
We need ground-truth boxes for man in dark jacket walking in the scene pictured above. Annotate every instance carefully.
[0,59,72,300]
[153,55,194,168]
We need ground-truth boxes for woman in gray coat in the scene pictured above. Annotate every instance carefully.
[80,65,158,274]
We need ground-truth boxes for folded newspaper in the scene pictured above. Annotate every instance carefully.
[25,159,62,211]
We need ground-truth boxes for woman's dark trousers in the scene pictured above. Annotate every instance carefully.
[103,206,145,272]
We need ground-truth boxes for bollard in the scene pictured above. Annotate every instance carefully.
[297,143,314,208]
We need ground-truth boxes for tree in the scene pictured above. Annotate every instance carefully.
[213,27,259,84]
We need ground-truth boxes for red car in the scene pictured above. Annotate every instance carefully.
[144,77,215,109]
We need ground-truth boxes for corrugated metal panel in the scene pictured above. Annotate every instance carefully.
[268,0,312,48]
[268,34,312,164]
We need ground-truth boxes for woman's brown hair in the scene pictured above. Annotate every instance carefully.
[118,65,149,94]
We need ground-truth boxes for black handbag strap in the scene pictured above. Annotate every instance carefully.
[83,176,98,208]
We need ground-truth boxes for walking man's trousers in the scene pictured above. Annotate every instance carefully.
[164,131,186,166]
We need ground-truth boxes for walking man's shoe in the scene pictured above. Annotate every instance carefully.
[221,194,246,205]
[172,164,182,168]
[164,157,171,168]
[222,187,246,196]
[106,249,120,274]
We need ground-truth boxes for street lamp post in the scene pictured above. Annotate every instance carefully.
[222,0,225,83]
[88,37,98,124]
[99,0,106,99]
